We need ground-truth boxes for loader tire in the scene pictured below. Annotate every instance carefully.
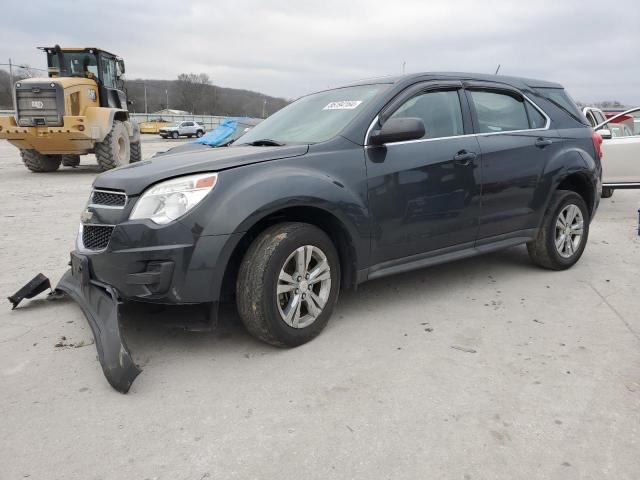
[130,140,142,163]
[20,149,61,173]
[61,154,80,167]
[95,121,130,170]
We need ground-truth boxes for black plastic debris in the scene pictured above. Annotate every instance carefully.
[7,273,51,309]
[8,269,141,393]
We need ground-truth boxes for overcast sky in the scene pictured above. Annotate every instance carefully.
[1,0,639,104]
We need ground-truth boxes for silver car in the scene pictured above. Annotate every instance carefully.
[159,121,206,139]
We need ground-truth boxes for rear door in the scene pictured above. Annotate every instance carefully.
[465,84,560,240]
[366,81,482,265]
[596,107,640,185]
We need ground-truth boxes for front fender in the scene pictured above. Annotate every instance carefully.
[197,162,369,252]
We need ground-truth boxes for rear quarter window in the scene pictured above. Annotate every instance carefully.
[535,87,587,124]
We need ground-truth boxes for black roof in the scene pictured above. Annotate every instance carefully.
[345,72,563,89]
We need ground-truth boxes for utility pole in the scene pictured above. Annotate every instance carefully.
[494,64,501,75]
[8,58,14,87]
[262,98,267,118]
[144,84,148,114]
[402,61,406,75]
[165,89,169,109]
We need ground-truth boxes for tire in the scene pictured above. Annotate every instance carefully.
[95,121,130,170]
[160,135,167,139]
[236,222,341,347]
[172,131,179,139]
[61,154,80,167]
[527,190,590,270]
[130,140,142,163]
[601,187,614,198]
[20,149,61,172]
[196,130,204,138]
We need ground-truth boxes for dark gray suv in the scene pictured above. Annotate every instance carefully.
[44,72,601,391]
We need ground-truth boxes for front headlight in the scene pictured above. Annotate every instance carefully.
[129,173,218,225]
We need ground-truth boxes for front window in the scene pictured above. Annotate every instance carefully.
[48,51,98,78]
[236,84,389,145]
[387,90,464,139]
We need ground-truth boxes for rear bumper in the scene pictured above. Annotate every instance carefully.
[55,267,141,393]
[0,115,96,154]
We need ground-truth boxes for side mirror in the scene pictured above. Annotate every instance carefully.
[598,128,612,140]
[369,117,425,146]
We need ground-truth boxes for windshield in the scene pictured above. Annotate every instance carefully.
[48,52,99,78]
[236,84,388,145]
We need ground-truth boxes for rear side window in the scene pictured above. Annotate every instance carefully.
[388,90,464,139]
[535,87,586,124]
[469,91,529,133]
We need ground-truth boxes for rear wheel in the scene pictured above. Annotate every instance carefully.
[130,141,142,163]
[20,149,61,172]
[527,190,589,270]
[236,222,341,347]
[601,187,614,198]
[95,121,130,170]
[61,154,80,167]
[196,130,204,138]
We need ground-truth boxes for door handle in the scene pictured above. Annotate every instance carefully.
[453,150,477,165]
[535,138,553,148]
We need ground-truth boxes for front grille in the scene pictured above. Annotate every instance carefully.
[91,190,127,207]
[15,83,63,127]
[82,225,114,251]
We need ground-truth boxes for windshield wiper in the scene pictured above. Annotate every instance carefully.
[241,139,285,147]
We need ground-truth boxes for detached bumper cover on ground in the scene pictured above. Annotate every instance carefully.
[8,252,143,393]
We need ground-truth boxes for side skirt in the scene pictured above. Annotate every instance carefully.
[360,229,536,282]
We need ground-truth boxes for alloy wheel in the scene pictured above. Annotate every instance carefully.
[555,204,584,258]
[277,245,331,328]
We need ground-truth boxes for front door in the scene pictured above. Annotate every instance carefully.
[366,84,482,266]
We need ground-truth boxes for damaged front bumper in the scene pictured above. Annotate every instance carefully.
[55,252,141,393]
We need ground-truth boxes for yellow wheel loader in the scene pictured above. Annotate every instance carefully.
[0,46,141,172]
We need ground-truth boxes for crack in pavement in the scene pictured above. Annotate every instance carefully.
[588,282,640,343]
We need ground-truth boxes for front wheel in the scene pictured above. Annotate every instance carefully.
[236,222,341,347]
[171,131,179,139]
[196,130,204,138]
[527,190,589,270]
[94,121,130,170]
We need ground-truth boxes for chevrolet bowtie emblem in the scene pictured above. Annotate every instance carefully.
[80,209,94,223]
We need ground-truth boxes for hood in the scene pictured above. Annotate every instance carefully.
[93,144,309,194]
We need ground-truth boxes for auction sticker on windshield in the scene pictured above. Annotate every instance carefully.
[323,101,362,110]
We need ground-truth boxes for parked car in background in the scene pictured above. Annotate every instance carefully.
[159,121,206,139]
[593,107,640,197]
[583,107,607,128]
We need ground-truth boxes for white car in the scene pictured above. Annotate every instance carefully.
[593,107,640,198]
[159,121,206,139]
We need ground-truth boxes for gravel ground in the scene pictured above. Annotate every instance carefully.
[1,136,639,480]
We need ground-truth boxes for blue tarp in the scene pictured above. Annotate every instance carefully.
[192,119,238,146]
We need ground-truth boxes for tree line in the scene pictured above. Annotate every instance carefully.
[0,69,290,118]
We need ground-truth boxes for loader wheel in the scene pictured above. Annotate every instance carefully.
[95,121,130,170]
[130,140,142,163]
[61,154,80,167]
[20,149,61,173]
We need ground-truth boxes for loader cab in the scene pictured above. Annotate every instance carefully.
[41,46,128,111]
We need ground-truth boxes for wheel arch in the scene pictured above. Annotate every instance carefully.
[218,205,360,302]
